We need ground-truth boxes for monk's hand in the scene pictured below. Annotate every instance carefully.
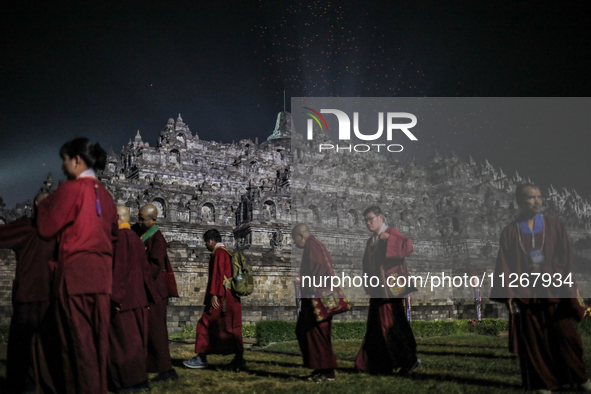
[211,295,220,309]
[379,232,390,240]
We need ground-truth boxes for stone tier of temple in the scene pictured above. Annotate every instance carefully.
[1,112,590,330]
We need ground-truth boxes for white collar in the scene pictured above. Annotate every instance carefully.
[371,223,388,244]
[78,169,97,179]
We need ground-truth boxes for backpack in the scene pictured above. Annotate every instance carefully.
[220,247,254,297]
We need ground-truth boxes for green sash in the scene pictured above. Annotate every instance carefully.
[141,224,159,242]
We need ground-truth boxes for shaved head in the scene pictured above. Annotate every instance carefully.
[291,223,311,248]
[292,223,310,238]
[117,206,130,225]
[138,203,158,231]
[140,203,158,218]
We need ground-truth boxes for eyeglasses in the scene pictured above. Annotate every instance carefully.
[364,215,378,224]
[138,216,153,223]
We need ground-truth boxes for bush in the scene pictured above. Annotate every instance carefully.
[255,321,296,346]
[182,324,197,337]
[162,318,591,344]
[243,324,256,338]
[169,325,196,341]
[169,324,256,341]
[465,319,508,336]
[410,320,463,337]
[254,318,510,345]
[409,319,507,337]
[332,322,366,340]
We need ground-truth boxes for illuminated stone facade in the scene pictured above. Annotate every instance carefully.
[1,113,590,329]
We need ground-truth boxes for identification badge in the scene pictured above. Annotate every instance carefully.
[529,249,545,264]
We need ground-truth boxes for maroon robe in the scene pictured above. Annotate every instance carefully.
[295,235,338,372]
[0,217,55,393]
[355,226,418,373]
[194,246,243,356]
[141,229,176,373]
[107,227,151,391]
[362,227,415,299]
[37,177,118,394]
[491,216,587,390]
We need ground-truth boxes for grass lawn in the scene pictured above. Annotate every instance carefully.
[147,336,591,394]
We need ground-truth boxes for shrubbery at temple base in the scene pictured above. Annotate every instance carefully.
[168,324,257,342]
[255,321,297,346]
[4,318,591,345]
[254,319,512,346]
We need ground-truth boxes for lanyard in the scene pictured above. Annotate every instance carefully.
[517,216,545,254]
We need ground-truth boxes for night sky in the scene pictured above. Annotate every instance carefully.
[1,1,590,207]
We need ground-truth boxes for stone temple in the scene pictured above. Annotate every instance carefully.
[1,112,591,330]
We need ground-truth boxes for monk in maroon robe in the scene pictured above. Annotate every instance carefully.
[292,223,338,381]
[135,203,179,382]
[0,192,55,394]
[107,206,152,393]
[490,183,590,391]
[183,229,244,370]
[355,206,420,375]
[36,138,118,394]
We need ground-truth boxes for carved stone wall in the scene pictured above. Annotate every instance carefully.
[1,112,590,331]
